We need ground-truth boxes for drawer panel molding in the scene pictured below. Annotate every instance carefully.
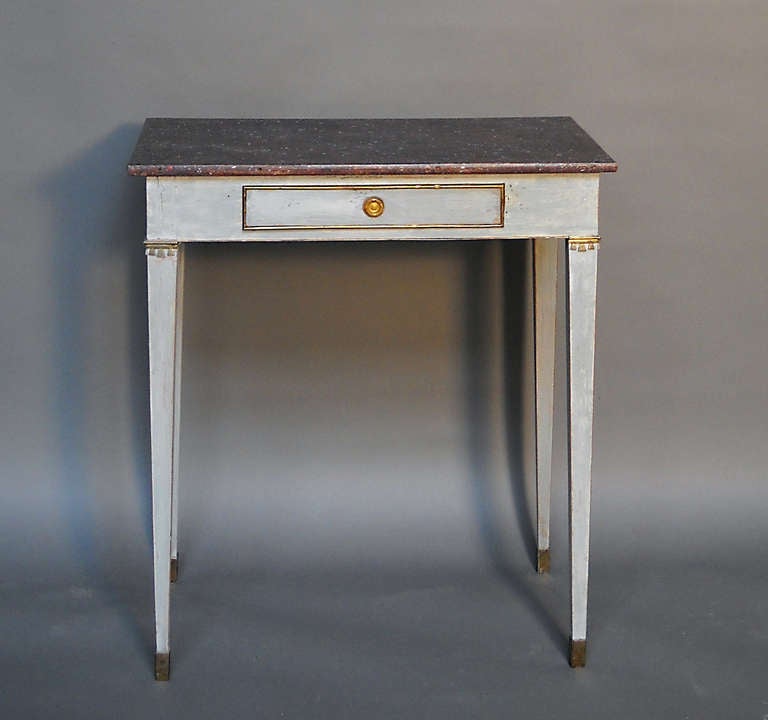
[242,183,505,230]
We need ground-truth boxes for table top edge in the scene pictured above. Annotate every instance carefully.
[127,161,617,177]
[127,117,618,176]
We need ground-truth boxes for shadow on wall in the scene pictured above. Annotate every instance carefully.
[40,124,151,580]
[462,240,566,659]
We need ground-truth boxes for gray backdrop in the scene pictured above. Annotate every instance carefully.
[2,1,767,717]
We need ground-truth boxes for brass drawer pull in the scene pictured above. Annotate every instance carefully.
[362,196,385,218]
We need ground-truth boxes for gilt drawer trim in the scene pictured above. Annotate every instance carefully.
[241,182,506,231]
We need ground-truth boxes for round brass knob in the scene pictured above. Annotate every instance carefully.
[363,196,385,218]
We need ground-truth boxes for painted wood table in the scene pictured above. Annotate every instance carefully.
[128,117,616,680]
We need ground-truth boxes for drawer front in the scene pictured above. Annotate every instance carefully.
[242,183,505,230]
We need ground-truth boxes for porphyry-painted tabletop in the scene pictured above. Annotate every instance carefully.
[127,117,617,177]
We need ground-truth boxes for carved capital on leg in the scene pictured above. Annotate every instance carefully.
[145,241,179,258]
[568,236,600,253]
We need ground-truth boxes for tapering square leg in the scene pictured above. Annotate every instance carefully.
[533,238,557,573]
[170,245,186,582]
[565,237,598,667]
[147,242,183,680]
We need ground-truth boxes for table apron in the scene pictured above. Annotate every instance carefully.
[146,174,599,242]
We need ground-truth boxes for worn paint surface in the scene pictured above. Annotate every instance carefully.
[534,237,558,568]
[566,245,598,651]
[145,174,600,242]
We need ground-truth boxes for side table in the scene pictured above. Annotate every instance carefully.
[128,117,616,679]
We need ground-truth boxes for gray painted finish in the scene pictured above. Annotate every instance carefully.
[566,245,599,645]
[145,175,600,241]
[534,238,558,562]
[243,183,504,230]
[170,246,186,570]
[147,246,182,660]
[142,169,605,671]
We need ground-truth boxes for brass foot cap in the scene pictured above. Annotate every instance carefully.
[154,652,170,681]
[569,638,587,668]
[537,548,550,574]
[170,556,179,583]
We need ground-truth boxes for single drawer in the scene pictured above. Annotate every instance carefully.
[242,183,505,230]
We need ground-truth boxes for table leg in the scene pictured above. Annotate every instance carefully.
[565,237,598,667]
[170,245,186,583]
[533,238,557,573]
[146,242,182,681]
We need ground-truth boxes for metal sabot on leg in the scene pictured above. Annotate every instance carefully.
[569,638,587,668]
[154,652,171,681]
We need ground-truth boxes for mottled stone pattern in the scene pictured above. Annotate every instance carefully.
[127,117,617,177]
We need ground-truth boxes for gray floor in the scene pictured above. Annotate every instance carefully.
[2,542,766,718]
